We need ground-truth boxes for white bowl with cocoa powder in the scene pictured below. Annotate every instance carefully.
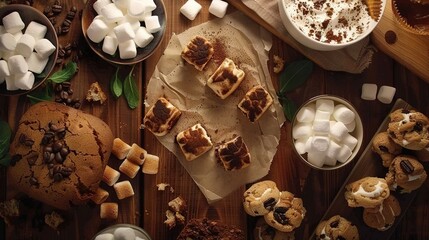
[278,0,386,51]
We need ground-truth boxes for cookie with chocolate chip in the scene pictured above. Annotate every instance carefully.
[344,177,390,208]
[385,155,427,193]
[363,195,401,231]
[387,108,429,150]
[253,217,295,240]
[263,191,306,233]
[315,215,359,240]
[372,131,402,167]
[243,180,281,216]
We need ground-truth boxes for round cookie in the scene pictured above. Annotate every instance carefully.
[363,195,401,231]
[344,177,390,208]
[372,131,402,167]
[264,191,306,233]
[385,155,427,193]
[7,102,113,210]
[254,217,295,240]
[243,180,281,216]
[322,215,359,240]
[387,108,429,150]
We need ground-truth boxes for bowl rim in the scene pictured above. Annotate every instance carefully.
[278,0,387,49]
[291,94,364,170]
[81,0,167,66]
[0,4,59,96]
[91,223,152,240]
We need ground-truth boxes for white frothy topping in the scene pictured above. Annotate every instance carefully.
[408,173,424,182]
[354,181,385,198]
[320,226,331,240]
[284,0,375,43]
[255,188,272,200]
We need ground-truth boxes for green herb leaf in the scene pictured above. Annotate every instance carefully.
[48,62,78,83]
[123,67,139,109]
[279,59,313,95]
[0,120,12,163]
[110,67,123,98]
[279,97,297,122]
[0,154,11,167]
[27,83,53,104]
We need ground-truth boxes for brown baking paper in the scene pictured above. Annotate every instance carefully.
[145,12,285,203]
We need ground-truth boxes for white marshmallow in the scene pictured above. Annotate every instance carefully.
[128,0,156,17]
[113,0,130,11]
[312,119,330,135]
[330,121,348,142]
[292,122,312,140]
[25,21,47,40]
[311,136,330,152]
[316,99,334,113]
[13,31,23,41]
[337,145,352,163]
[93,0,112,15]
[1,50,15,61]
[114,22,135,43]
[305,136,313,153]
[8,55,28,74]
[209,0,228,18]
[94,233,114,240]
[326,140,341,160]
[296,104,315,123]
[87,18,111,43]
[377,86,396,104]
[314,109,331,121]
[144,15,161,33]
[0,33,17,51]
[180,0,202,21]
[14,71,34,90]
[113,227,136,240]
[344,120,356,132]
[134,27,153,48]
[102,35,118,55]
[324,155,337,167]
[307,151,325,167]
[0,26,5,35]
[101,3,124,22]
[119,15,141,32]
[2,11,25,34]
[294,138,307,155]
[361,83,377,100]
[343,134,358,150]
[27,52,49,74]
[34,38,56,59]
[333,104,355,124]
[15,34,36,58]
[118,40,137,59]
[132,10,152,21]
[5,75,18,90]
[0,60,10,84]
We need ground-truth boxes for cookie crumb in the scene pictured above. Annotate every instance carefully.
[157,183,175,193]
[273,55,285,73]
[86,81,107,104]
[45,211,64,231]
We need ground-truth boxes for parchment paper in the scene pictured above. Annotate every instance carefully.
[145,12,285,203]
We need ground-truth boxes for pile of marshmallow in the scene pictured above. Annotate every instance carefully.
[180,0,229,20]
[94,226,148,240]
[0,11,56,91]
[292,98,359,168]
[87,0,160,59]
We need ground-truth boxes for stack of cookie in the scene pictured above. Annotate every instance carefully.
[243,180,306,239]
[315,215,359,240]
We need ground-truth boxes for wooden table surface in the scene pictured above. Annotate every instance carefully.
[1,0,429,240]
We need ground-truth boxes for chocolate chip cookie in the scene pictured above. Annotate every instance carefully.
[243,180,281,216]
[372,131,402,167]
[385,155,427,193]
[344,177,390,208]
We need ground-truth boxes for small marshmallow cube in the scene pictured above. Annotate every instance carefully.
[94,233,114,240]
[102,35,118,55]
[0,33,17,52]
[377,86,396,104]
[311,136,330,152]
[8,55,28,74]
[326,140,341,160]
[118,40,137,59]
[113,0,130,11]
[294,138,307,155]
[295,104,315,123]
[14,71,35,90]
[134,27,154,48]
[5,75,18,90]
[312,119,330,135]
[314,109,331,121]
[343,133,358,150]
[307,151,325,168]
[34,38,56,59]
[209,0,228,18]
[27,52,49,74]
[101,3,124,22]
[316,99,334,113]
[133,10,152,21]
[87,18,111,43]
[25,21,48,40]
[93,0,112,15]
[344,120,356,132]
[361,83,377,100]
[333,104,355,124]
[119,15,141,32]
[15,34,36,58]
[113,227,136,240]
[114,23,135,43]
[180,0,202,21]
[0,60,10,83]
[337,145,352,163]
[292,122,312,140]
[144,15,161,33]
[128,0,153,17]
[1,50,15,61]
[329,121,348,142]
[2,11,25,34]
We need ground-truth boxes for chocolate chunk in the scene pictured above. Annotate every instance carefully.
[400,159,414,174]
[273,207,289,225]
[30,177,38,186]
[401,109,410,114]
[330,220,339,228]
[263,198,277,210]
[379,145,388,152]
[414,122,423,132]
[53,173,63,182]
[27,152,38,166]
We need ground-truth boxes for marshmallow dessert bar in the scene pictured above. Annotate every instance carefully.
[215,135,251,171]
[176,123,213,161]
[207,58,245,99]
[144,97,182,136]
[181,36,214,71]
[238,85,273,122]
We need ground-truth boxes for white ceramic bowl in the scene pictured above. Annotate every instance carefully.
[291,95,363,170]
[92,224,151,240]
[278,0,386,51]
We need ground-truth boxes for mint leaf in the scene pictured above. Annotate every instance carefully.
[27,83,53,104]
[279,96,297,122]
[279,59,313,95]
[0,154,11,167]
[48,61,78,83]
[110,67,123,98]
[123,67,139,109]
[0,120,12,165]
